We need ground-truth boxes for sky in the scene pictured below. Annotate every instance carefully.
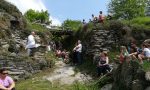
[6,0,110,26]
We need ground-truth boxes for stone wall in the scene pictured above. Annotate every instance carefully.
[83,29,116,59]
[0,46,54,81]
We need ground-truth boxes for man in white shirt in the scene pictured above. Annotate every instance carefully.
[26,32,36,56]
[73,40,82,65]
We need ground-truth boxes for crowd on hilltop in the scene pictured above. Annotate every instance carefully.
[82,11,112,26]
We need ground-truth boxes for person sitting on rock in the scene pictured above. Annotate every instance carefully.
[55,49,62,58]
[129,43,142,60]
[0,68,15,90]
[116,46,129,63]
[92,14,98,23]
[138,44,150,63]
[97,51,111,76]
[98,11,105,23]
[62,49,69,63]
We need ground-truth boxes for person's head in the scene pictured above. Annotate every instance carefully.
[120,46,127,51]
[92,14,94,17]
[83,19,85,22]
[0,68,8,78]
[31,31,35,36]
[77,40,81,44]
[99,11,103,14]
[100,51,108,57]
[131,43,137,48]
[142,44,148,48]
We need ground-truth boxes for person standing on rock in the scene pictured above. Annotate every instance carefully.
[26,31,36,57]
[73,40,82,65]
[0,68,15,90]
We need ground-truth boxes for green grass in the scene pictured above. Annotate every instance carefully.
[142,61,150,71]
[28,23,48,32]
[122,17,150,30]
[16,71,99,90]
[74,58,97,77]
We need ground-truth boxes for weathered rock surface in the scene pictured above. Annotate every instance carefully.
[0,0,54,81]
[112,61,150,90]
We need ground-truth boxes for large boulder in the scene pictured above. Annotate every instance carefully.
[112,61,150,90]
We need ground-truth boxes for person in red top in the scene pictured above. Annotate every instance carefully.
[98,11,105,23]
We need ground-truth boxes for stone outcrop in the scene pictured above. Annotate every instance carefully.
[0,0,26,30]
[0,46,54,81]
[0,0,54,81]
[83,29,116,58]
[112,61,150,90]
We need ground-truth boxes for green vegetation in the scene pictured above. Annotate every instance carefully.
[122,17,150,30]
[16,78,99,90]
[24,9,51,24]
[108,0,148,19]
[142,61,150,71]
[62,19,82,31]
[27,23,48,32]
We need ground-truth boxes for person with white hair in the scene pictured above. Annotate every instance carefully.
[26,31,36,57]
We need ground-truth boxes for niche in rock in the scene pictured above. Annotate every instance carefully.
[10,20,20,29]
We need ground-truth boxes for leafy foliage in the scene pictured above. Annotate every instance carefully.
[108,0,148,19]
[62,19,82,31]
[24,9,51,24]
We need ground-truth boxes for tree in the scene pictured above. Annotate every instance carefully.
[24,9,37,22]
[108,0,148,20]
[62,19,82,31]
[24,9,51,24]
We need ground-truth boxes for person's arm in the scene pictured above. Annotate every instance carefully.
[0,84,8,90]
[98,60,102,66]
[73,45,80,51]
[103,57,109,65]
[74,45,79,50]
[7,81,15,90]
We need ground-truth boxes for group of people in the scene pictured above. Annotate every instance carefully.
[117,41,150,64]
[82,11,113,25]
[96,40,150,77]
[55,49,70,63]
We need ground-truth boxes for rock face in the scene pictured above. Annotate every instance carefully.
[112,61,150,90]
[0,0,26,30]
[0,46,54,80]
[84,29,116,56]
[0,0,53,80]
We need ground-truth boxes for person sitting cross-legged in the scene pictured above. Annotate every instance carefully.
[0,68,15,90]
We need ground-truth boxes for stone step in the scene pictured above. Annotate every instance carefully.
[8,71,24,75]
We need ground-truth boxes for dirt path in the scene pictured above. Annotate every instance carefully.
[43,60,92,85]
